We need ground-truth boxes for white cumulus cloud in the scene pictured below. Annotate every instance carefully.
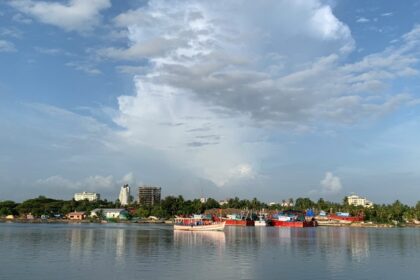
[9,0,111,32]
[320,172,342,194]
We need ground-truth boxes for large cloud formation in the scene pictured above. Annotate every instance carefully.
[4,1,420,201]
[101,0,420,188]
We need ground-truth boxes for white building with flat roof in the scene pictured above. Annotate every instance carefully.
[347,195,373,208]
[74,192,100,202]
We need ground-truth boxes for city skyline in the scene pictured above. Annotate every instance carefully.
[1,1,420,204]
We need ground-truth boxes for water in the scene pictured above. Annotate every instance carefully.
[0,223,419,280]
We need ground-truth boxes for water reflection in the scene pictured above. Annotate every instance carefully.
[69,227,95,258]
[115,229,126,262]
[1,224,419,280]
[349,229,369,261]
[174,230,226,249]
[315,228,371,277]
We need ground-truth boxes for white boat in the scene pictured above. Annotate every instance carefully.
[254,220,267,226]
[254,213,268,226]
[174,215,226,231]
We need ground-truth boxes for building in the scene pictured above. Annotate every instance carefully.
[347,195,373,208]
[119,184,130,206]
[200,197,208,203]
[277,199,294,207]
[90,208,129,220]
[138,186,161,207]
[218,199,229,206]
[74,192,100,202]
[67,212,86,220]
[280,200,294,207]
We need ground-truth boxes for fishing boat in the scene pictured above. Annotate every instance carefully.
[328,212,364,223]
[174,215,226,231]
[271,210,317,228]
[224,213,254,226]
[254,212,269,226]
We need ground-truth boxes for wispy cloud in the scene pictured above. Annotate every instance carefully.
[0,27,23,38]
[356,17,370,23]
[0,40,17,52]
[34,46,72,56]
[381,12,393,17]
[65,61,102,75]
[12,13,32,24]
[36,173,136,193]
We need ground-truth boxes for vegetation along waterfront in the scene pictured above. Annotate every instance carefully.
[1,195,419,226]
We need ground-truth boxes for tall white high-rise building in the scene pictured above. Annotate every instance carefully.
[119,184,130,206]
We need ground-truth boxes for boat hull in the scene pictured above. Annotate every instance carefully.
[254,220,267,226]
[174,221,226,231]
[225,219,255,226]
[329,215,364,222]
[271,220,317,227]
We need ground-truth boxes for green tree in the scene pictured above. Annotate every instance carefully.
[204,198,220,210]
[0,200,18,216]
[136,207,150,218]
[295,197,314,210]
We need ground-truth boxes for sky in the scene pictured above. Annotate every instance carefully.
[1,0,420,204]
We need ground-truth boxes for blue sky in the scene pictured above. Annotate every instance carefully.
[1,0,420,204]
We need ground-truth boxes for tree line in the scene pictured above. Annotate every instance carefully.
[1,195,419,224]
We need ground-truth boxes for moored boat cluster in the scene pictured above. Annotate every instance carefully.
[173,209,363,231]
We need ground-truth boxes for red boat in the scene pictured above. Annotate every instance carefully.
[329,213,364,223]
[224,214,255,226]
[271,210,317,228]
[225,219,255,226]
[271,220,317,227]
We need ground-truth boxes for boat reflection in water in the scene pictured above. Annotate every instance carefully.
[173,230,226,249]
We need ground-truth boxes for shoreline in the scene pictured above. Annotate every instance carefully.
[1,218,419,228]
[0,218,168,225]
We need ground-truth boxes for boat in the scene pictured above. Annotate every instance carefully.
[271,210,317,228]
[254,213,269,226]
[224,213,254,226]
[255,219,267,226]
[174,214,226,231]
[328,212,364,223]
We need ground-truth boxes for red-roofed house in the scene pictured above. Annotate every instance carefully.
[66,212,86,220]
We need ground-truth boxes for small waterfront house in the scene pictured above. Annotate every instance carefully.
[5,215,15,220]
[66,212,86,220]
[90,208,129,219]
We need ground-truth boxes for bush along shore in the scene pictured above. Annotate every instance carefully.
[1,195,420,227]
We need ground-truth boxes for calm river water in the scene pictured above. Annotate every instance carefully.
[0,223,419,280]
